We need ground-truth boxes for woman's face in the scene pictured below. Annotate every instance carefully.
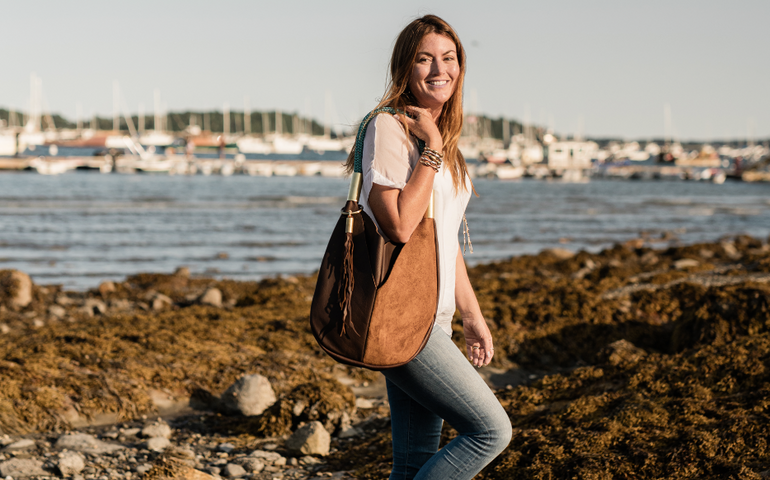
[408,32,460,114]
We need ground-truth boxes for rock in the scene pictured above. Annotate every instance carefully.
[174,266,191,278]
[222,463,247,478]
[235,457,264,473]
[56,294,75,306]
[152,293,174,311]
[0,457,48,478]
[142,420,172,439]
[721,241,741,259]
[82,298,108,316]
[198,287,222,308]
[55,433,124,454]
[0,435,12,447]
[249,450,286,466]
[543,248,574,260]
[221,374,277,416]
[292,400,306,417]
[601,339,647,366]
[338,426,363,439]
[98,281,116,296]
[135,464,153,475]
[147,436,171,452]
[48,304,66,318]
[0,270,33,310]
[122,427,141,437]
[208,466,221,476]
[300,455,323,465]
[0,323,9,334]
[674,258,700,269]
[3,438,35,451]
[286,421,331,456]
[354,398,374,409]
[58,451,85,476]
[32,318,45,328]
[218,442,235,453]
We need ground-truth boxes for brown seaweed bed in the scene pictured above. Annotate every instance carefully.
[1,234,769,479]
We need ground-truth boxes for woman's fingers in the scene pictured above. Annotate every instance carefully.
[467,341,494,367]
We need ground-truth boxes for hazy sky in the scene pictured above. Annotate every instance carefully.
[2,0,767,140]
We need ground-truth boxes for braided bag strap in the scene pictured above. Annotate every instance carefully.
[353,107,426,174]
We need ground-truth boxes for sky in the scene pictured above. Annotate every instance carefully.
[1,0,768,140]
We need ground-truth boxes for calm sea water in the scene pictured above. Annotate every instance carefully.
[1,171,768,290]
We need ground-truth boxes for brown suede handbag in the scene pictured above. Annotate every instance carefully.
[310,108,439,370]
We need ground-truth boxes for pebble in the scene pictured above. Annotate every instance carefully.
[142,420,172,439]
[147,437,171,452]
[48,304,66,318]
[218,442,236,453]
[222,463,247,477]
[152,293,174,310]
[674,258,700,269]
[221,374,277,416]
[83,298,108,316]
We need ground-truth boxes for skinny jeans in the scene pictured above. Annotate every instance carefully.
[382,326,513,480]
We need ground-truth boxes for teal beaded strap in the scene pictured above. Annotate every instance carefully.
[353,107,426,174]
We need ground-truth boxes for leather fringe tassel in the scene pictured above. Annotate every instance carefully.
[338,229,358,337]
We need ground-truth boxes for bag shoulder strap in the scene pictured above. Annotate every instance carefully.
[348,108,426,202]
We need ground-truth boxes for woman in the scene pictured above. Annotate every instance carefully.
[347,14,512,480]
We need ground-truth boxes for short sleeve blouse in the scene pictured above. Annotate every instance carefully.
[358,114,471,336]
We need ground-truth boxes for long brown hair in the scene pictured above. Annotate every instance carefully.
[345,14,470,193]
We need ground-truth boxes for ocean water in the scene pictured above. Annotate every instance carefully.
[0,171,768,290]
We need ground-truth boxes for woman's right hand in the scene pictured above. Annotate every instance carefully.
[395,106,443,152]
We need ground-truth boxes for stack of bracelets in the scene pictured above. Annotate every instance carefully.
[419,146,443,172]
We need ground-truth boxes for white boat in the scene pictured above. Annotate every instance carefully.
[272,135,304,155]
[0,132,17,156]
[306,136,345,153]
[138,131,175,146]
[220,161,235,176]
[237,136,272,154]
[29,157,81,175]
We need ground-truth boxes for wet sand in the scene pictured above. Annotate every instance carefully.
[1,234,769,479]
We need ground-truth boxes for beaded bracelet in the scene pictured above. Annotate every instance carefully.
[423,146,443,161]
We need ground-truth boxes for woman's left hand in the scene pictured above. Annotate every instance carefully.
[463,316,494,367]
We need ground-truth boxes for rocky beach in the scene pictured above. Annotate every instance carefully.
[1,235,769,479]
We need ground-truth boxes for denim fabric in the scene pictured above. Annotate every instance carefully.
[383,326,513,480]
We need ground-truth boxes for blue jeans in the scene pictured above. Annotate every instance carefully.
[382,326,513,480]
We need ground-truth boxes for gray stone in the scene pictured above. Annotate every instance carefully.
[152,293,174,311]
[141,420,172,439]
[122,427,141,437]
[98,281,116,296]
[3,438,35,451]
[286,421,331,456]
[249,450,286,466]
[146,436,171,452]
[58,451,85,476]
[55,433,124,454]
[135,463,153,475]
[207,466,221,476]
[221,374,276,416]
[218,442,236,453]
[0,323,9,334]
[198,287,222,308]
[674,258,700,269]
[0,457,48,478]
[174,266,191,278]
[235,457,265,473]
[1,270,32,310]
[49,304,66,318]
[222,463,247,478]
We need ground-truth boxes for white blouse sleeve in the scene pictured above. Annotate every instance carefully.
[361,114,418,191]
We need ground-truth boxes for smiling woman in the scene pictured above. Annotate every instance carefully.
[340,14,512,480]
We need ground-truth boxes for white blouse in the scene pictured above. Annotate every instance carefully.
[359,114,472,336]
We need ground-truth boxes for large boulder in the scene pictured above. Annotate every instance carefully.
[221,374,276,416]
[0,270,33,310]
[58,451,85,476]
